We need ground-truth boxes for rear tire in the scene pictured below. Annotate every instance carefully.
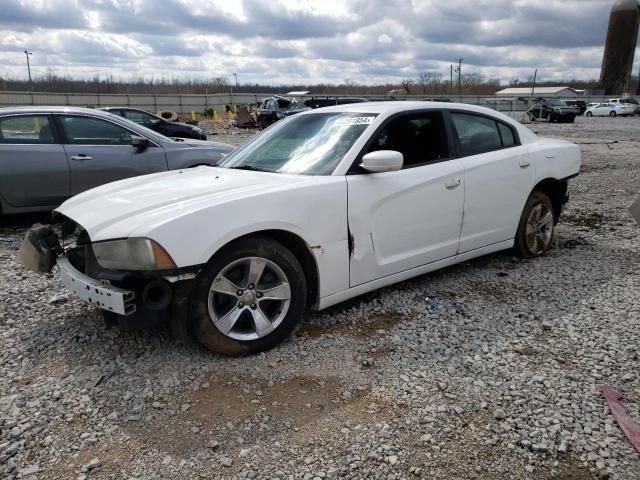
[189,236,306,355]
[513,191,555,258]
[610,111,616,117]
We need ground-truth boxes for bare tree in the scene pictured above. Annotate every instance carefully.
[417,72,444,94]
[401,78,414,95]
[343,78,355,95]
[208,77,229,93]
[417,72,431,94]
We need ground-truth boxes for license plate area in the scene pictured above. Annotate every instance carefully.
[57,257,136,315]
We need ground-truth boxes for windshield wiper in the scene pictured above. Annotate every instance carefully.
[228,165,272,172]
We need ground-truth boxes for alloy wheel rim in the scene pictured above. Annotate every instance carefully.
[208,256,291,341]
[525,203,553,255]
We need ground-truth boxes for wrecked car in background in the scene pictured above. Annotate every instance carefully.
[256,95,309,129]
[527,99,579,123]
[304,97,369,109]
[20,102,580,356]
[0,107,234,214]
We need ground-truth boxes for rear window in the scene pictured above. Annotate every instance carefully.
[0,115,54,144]
[498,123,516,147]
[451,113,517,156]
[451,113,502,156]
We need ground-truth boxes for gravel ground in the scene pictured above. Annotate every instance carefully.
[1,116,639,479]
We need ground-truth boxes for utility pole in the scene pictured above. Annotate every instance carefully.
[24,50,34,92]
[450,64,453,96]
[456,58,463,96]
[531,69,538,96]
[233,72,238,89]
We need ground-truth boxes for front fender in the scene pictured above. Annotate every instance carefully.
[139,179,350,299]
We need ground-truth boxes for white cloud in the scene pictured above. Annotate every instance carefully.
[0,0,633,85]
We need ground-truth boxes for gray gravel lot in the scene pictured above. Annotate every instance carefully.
[1,116,639,479]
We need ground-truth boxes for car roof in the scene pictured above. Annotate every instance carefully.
[300,100,514,119]
[0,106,121,119]
[100,106,148,111]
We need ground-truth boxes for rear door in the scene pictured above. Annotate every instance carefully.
[0,114,70,208]
[55,114,169,195]
[450,112,535,253]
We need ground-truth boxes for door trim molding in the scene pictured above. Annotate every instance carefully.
[317,239,513,310]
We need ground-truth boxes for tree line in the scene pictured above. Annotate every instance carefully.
[0,72,632,96]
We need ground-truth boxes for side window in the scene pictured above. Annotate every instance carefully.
[0,115,54,144]
[451,113,502,156]
[60,116,133,145]
[367,112,449,168]
[124,110,158,127]
[498,122,516,147]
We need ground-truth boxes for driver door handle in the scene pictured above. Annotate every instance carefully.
[445,178,461,189]
[70,155,93,161]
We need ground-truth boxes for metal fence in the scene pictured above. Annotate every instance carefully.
[0,91,611,115]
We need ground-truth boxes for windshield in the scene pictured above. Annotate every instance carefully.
[109,114,174,143]
[218,112,377,175]
[547,99,567,106]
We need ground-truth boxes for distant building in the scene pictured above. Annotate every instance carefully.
[495,87,579,97]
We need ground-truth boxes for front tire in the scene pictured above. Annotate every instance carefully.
[585,111,592,117]
[189,236,307,355]
[610,111,617,117]
[513,191,555,258]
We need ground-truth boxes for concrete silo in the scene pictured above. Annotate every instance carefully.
[599,0,640,95]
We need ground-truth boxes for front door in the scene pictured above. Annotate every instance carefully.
[0,114,70,208]
[347,111,465,286]
[55,115,169,195]
[594,103,610,116]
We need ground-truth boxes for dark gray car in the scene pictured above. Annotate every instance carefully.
[0,106,234,214]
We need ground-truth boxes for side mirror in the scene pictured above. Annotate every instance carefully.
[131,136,150,150]
[360,150,403,173]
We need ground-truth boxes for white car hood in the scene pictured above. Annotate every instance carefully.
[56,167,316,241]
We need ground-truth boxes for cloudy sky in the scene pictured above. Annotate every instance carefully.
[0,0,638,85]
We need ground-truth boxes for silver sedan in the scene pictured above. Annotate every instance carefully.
[0,106,234,214]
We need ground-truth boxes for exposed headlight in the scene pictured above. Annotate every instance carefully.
[92,238,176,271]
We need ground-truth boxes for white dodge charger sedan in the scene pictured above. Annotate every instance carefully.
[21,102,580,355]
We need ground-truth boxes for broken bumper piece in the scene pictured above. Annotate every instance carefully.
[57,256,136,316]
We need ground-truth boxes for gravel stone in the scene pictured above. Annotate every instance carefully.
[1,118,640,479]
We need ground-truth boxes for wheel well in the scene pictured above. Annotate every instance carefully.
[533,178,568,223]
[228,230,320,309]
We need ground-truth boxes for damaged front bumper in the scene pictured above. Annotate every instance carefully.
[18,223,200,336]
[57,256,136,315]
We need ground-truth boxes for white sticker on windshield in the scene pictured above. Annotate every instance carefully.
[334,116,374,126]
